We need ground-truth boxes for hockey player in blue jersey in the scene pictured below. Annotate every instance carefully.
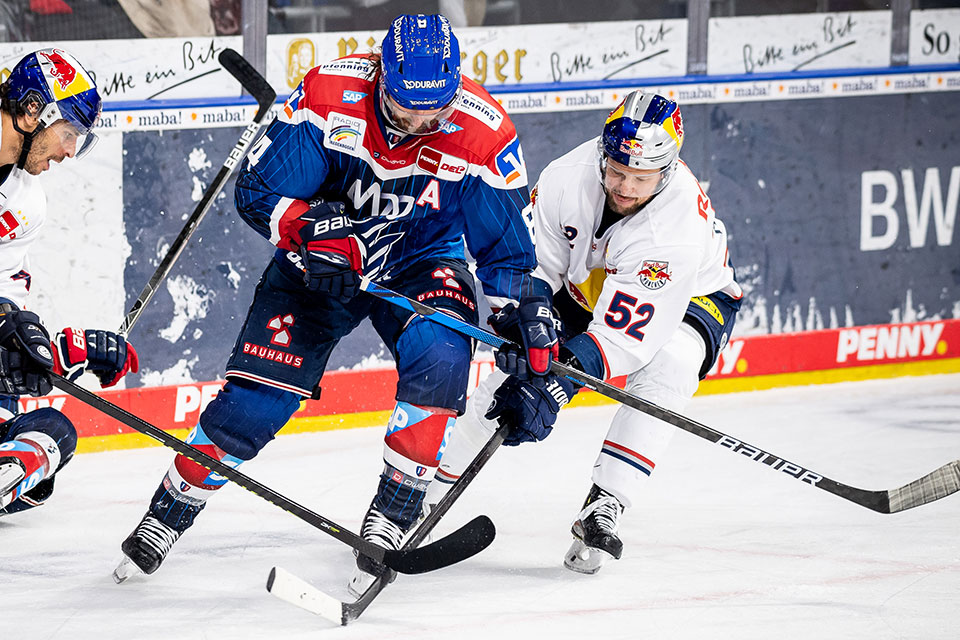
[0,49,139,516]
[115,14,557,593]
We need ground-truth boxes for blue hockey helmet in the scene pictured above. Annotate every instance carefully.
[379,14,461,134]
[4,48,102,161]
[599,91,684,197]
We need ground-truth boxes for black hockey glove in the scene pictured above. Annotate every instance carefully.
[0,347,53,396]
[485,374,576,446]
[488,296,560,378]
[295,202,365,298]
[0,309,54,397]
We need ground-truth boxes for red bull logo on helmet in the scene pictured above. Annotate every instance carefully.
[620,139,644,157]
[37,48,93,101]
[39,50,76,90]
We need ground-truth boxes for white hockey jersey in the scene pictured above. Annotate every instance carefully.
[530,138,741,378]
[0,156,47,309]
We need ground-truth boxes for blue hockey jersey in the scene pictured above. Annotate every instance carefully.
[234,54,536,307]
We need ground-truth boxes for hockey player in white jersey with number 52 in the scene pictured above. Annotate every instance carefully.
[427,91,743,574]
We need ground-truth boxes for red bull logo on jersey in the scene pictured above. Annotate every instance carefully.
[638,260,672,289]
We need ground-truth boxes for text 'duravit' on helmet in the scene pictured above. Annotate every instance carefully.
[378,14,462,136]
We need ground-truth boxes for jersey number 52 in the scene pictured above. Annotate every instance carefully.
[604,291,655,341]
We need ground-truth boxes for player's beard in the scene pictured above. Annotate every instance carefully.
[604,190,651,216]
[22,133,64,175]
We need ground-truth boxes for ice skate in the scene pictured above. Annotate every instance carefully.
[563,484,624,575]
[409,501,434,546]
[0,459,26,499]
[113,513,181,583]
[347,505,405,598]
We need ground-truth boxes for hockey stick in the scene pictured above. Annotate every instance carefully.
[51,375,495,573]
[118,48,277,337]
[266,423,510,624]
[359,276,960,515]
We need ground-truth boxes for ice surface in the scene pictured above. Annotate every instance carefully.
[2,374,958,639]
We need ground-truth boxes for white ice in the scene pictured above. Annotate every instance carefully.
[2,374,959,640]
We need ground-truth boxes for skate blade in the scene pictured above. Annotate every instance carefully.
[112,556,143,584]
[563,538,614,575]
[347,567,378,599]
[0,461,26,500]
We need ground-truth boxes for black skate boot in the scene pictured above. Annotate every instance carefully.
[347,504,406,598]
[563,484,625,575]
[113,512,182,583]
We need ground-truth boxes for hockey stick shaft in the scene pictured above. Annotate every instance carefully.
[51,374,492,572]
[360,276,960,515]
[118,48,277,337]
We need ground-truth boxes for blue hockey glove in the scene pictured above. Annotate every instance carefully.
[484,374,576,446]
[52,328,139,388]
[0,308,54,396]
[488,296,559,377]
[295,202,365,298]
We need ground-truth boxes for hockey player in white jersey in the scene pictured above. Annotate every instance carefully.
[427,91,742,573]
[0,49,138,516]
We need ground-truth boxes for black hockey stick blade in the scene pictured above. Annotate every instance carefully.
[267,516,495,624]
[268,426,508,624]
[382,514,495,575]
[341,424,509,624]
[360,276,960,515]
[218,48,276,119]
[118,50,276,338]
[52,375,482,574]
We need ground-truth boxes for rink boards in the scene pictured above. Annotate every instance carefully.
[48,317,960,453]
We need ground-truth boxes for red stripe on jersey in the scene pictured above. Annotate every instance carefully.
[275,199,311,250]
[602,440,656,470]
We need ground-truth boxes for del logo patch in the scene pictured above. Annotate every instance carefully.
[638,260,672,289]
[416,146,468,182]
